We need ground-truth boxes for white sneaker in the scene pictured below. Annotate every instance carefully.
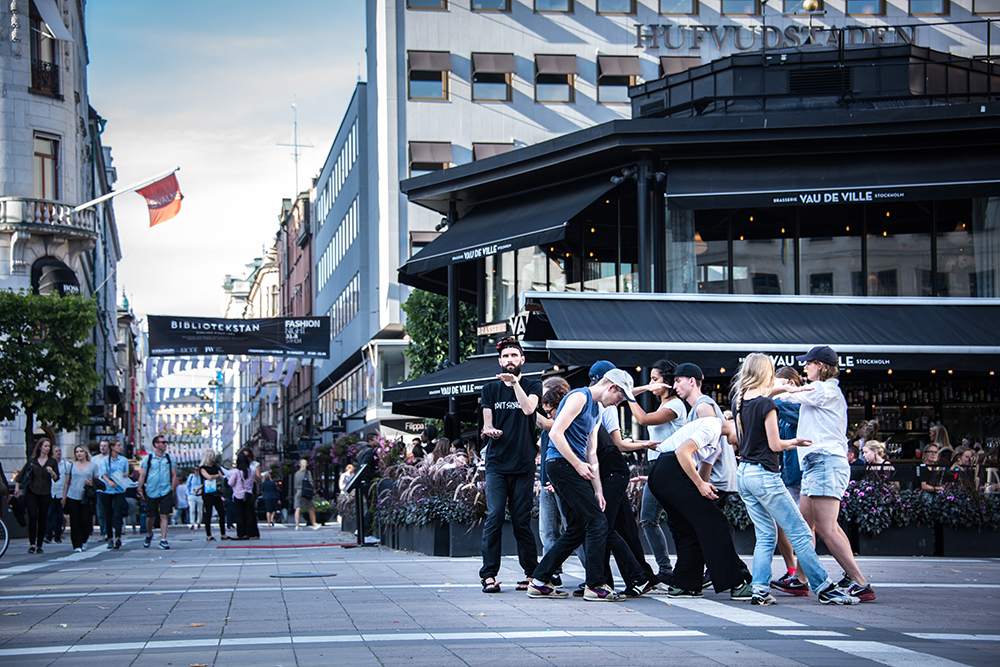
[295,526,301,531]
[74,547,83,553]
[312,525,321,530]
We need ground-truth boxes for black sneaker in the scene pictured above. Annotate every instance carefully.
[572,587,585,598]
[752,592,777,606]
[623,585,643,598]
[836,573,853,589]
[666,586,703,598]
[35,546,43,554]
[159,540,170,550]
[115,539,122,549]
[702,570,712,589]
[771,573,810,597]
[27,546,36,554]
[143,533,152,548]
[550,574,562,587]
[818,582,860,605]
[657,570,673,586]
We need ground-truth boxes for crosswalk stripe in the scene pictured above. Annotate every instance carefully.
[905,633,1000,642]
[807,640,972,667]
[655,597,805,627]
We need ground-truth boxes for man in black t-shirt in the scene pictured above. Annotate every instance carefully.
[479,337,542,593]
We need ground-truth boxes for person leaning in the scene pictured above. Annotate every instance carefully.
[479,337,542,594]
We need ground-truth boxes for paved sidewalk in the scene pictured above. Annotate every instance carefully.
[0,522,998,666]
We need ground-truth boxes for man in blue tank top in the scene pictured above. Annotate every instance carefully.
[526,368,636,602]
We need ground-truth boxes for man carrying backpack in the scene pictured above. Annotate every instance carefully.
[138,435,178,549]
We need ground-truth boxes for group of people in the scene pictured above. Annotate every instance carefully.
[8,436,283,554]
[476,337,873,606]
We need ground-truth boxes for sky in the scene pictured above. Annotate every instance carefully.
[86,1,368,320]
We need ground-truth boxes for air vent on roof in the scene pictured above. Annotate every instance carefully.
[788,67,850,95]
[639,98,666,117]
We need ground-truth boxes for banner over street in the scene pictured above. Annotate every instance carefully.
[148,315,330,358]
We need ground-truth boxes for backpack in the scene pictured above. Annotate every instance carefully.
[144,452,172,471]
[300,473,314,501]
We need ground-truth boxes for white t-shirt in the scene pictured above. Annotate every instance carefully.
[599,403,621,434]
[648,397,688,462]
[779,378,848,461]
[657,417,723,466]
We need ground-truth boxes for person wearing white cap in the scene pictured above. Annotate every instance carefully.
[526,367,635,602]
[773,345,875,602]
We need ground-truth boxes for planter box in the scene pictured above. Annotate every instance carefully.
[859,524,936,557]
[448,518,542,558]
[941,526,1000,558]
[341,513,356,535]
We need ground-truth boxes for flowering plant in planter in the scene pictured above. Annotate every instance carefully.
[373,455,487,526]
[921,487,1000,531]
[840,477,906,535]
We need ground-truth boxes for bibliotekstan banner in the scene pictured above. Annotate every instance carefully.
[147,315,330,358]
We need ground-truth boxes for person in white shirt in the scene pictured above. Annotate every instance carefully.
[775,346,875,602]
[45,445,73,543]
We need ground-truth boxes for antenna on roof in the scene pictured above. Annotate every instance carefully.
[276,97,313,195]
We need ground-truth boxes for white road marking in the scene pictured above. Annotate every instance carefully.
[655,597,805,627]
[807,640,973,667]
[0,629,707,657]
[0,548,104,577]
[905,633,1000,642]
[769,629,848,637]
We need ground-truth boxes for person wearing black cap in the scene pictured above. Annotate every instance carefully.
[775,346,875,603]
[479,337,542,594]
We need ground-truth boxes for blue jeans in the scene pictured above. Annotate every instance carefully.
[538,485,585,574]
[737,462,833,595]
[639,483,672,575]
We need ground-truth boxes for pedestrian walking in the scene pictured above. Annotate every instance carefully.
[45,444,72,544]
[63,445,97,553]
[479,337,542,594]
[228,449,259,540]
[733,352,860,606]
[199,450,228,541]
[776,346,876,602]
[293,459,318,530]
[97,440,128,549]
[138,435,178,550]
[186,470,204,530]
[14,438,60,554]
[261,472,279,526]
[91,440,110,539]
[526,368,634,602]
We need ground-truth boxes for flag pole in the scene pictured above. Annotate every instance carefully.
[73,166,180,212]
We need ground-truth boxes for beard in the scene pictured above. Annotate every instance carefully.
[503,359,523,375]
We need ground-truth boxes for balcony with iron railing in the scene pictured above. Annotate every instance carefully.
[30,58,60,98]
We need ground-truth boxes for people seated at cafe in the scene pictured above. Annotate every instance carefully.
[943,445,978,490]
[861,441,897,486]
[920,444,944,492]
[847,444,866,481]
[929,424,953,468]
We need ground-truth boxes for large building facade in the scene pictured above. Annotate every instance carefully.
[0,0,122,471]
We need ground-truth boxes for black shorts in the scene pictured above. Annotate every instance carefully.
[146,493,174,517]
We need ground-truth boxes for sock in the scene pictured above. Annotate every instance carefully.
[786,568,796,576]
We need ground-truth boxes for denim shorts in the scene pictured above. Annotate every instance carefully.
[799,452,850,498]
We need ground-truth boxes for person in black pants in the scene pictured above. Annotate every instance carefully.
[14,439,60,554]
[199,450,228,541]
[479,337,542,593]
[645,417,753,600]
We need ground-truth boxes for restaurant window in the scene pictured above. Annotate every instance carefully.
[910,0,948,13]
[582,218,619,292]
[846,0,885,14]
[409,142,452,177]
[407,0,447,8]
[597,0,636,12]
[473,143,515,161]
[535,55,577,103]
[660,56,701,78]
[518,246,549,294]
[973,0,1000,14]
[722,0,760,14]
[485,252,516,322]
[784,0,824,12]
[866,201,932,297]
[694,211,730,294]
[798,205,863,296]
[597,56,641,104]
[29,4,59,97]
[660,0,698,14]
[408,51,451,100]
[33,135,58,200]
[536,0,573,11]
[938,198,999,297]
[472,53,515,102]
[732,208,796,295]
[473,0,510,10]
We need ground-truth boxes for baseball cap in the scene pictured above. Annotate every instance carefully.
[673,362,704,381]
[795,345,839,366]
[495,336,522,355]
[589,360,616,382]
[602,368,636,402]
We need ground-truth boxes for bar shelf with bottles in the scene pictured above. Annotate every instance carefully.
[842,377,999,455]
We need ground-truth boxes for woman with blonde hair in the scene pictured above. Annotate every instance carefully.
[861,441,895,477]
[63,445,97,552]
[733,353,857,605]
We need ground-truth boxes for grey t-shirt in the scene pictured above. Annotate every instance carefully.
[65,461,97,501]
[688,394,737,492]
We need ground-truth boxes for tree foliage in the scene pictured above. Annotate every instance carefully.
[401,289,477,379]
[0,291,100,457]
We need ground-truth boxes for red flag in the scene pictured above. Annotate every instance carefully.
[136,173,183,227]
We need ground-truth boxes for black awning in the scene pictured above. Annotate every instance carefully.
[666,146,1000,210]
[400,177,616,276]
[525,293,1000,373]
[384,355,550,404]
